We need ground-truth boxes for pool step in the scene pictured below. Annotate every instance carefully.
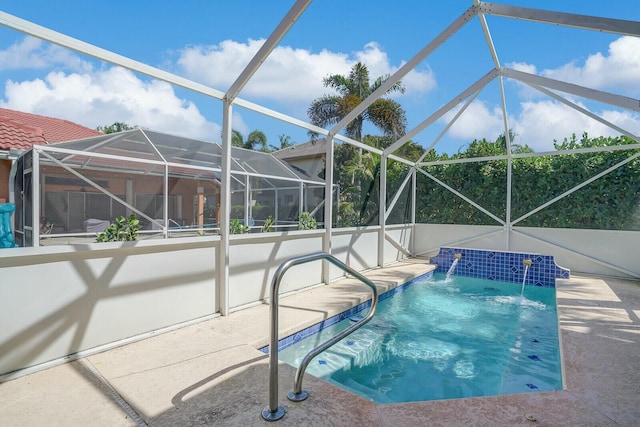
[306,325,389,378]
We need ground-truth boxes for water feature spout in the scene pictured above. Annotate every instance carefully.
[521,259,533,297]
[446,253,462,278]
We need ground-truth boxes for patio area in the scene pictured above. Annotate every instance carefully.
[0,258,638,426]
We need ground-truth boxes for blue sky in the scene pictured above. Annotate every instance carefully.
[0,1,639,154]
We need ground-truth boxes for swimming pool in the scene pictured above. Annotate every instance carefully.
[277,273,562,403]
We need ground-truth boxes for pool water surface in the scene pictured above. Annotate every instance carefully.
[277,273,562,403]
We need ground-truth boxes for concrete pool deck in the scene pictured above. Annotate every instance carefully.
[1,258,638,426]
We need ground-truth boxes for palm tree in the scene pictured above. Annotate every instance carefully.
[269,134,295,151]
[230,129,269,152]
[307,62,407,140]
[308,63,409,227]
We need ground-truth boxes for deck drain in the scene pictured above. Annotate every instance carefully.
[79,358,148,426]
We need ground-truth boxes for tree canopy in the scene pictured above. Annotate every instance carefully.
[96,122,134,134]
[307,62,407,141]
[231,129,269,152]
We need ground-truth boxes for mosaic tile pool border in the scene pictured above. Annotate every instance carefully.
[259,270,434,353]
[429,247,570,288]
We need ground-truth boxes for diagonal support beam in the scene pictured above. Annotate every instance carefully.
[331,5,480,138]
[385,68,498,156]
[0,11,225,100]
[479,2,640,36]
[512,150,640,225]
[501,67,640,112]
[417,168,505,225]
[225,0,312,102]
[526,83,640,143]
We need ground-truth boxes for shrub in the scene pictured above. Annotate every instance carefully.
[96,215,140,242]
[230,218,250,234]
[262,215,275,232]
[298,212,317,230]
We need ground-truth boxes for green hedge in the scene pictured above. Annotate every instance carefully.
[415,134,640,230]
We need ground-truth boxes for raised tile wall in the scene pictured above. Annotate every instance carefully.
[429,247,570,288]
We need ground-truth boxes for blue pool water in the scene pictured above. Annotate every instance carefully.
[277,273,562,403]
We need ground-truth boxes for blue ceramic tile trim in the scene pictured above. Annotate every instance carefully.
[259,270,435,353]
[429,247,570,288]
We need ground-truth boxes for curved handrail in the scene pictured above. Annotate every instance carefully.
[261,251,379,421]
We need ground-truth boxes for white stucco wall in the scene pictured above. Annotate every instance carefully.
[228,230,325,309]
[0,237,218,377]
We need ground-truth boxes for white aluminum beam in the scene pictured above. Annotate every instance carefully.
[388,153,415,167]
[411,168,416,255]
[417,167,505,225]
[385,68,498,156]
[421,154,509,167]
[419,143,640,165]
[476,5,501,68]
[479,2,640,37]
[0,12,225,100]
[501,68,640,113]
[527,84,640,143]
[333,4,480,139]
[416,89,482,164]
[225,0,312,102]
[511,143,640,159]
[512,150,640,225]
[0,10,345,147]
[385,169,413,222]
[32,148,40,246]
[322,134,336,282]
[378,155,387,266]
[218,101,233,316]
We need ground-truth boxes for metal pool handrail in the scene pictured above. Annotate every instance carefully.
[261,251,379,422]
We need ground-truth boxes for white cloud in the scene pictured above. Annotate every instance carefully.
[508,36,640,99]
[438,96,640,153]
[507,62,537,75]
[0,36,93,72]
[1,67,220,140]
[1,35,436,143]
[177,39,436,105]
[443,101,506,141]
[541,36,640,97]
[513,100,640,151]
[500,36,640,150]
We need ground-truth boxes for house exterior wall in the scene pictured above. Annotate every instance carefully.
[39,166,220,233]
[288,157,324,179]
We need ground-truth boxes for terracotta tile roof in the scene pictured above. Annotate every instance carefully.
[0,108,102,150]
